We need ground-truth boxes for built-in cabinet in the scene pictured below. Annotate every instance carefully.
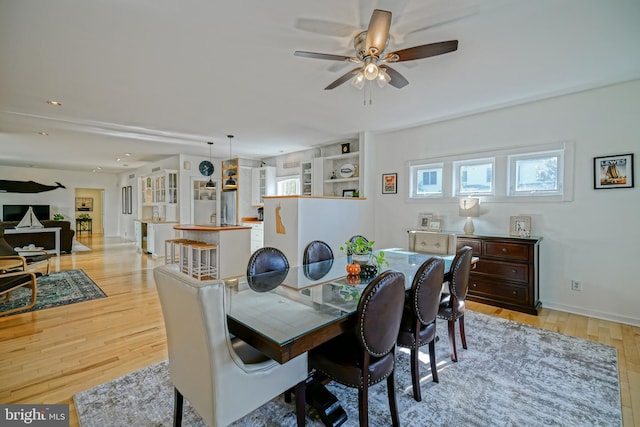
[457,234,542,315]
[242,221,264,253]
[140,170,178,221]
[301,161,313,196]
[251,166,276,206]
[300,139,363,197]
[221,158,238,191]
[192,178,218,225]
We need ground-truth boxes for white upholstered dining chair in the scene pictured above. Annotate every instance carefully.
[153,264,308,427]
[408,230,457,255]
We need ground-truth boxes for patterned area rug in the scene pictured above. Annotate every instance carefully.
[0,269,106,317]
[74,311,621,427]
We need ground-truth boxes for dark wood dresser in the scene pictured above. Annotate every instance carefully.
[456,234,542,315]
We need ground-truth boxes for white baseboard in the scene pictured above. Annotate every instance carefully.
[542,301,640,327]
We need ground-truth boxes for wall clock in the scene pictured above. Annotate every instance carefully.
[199,160,214,177]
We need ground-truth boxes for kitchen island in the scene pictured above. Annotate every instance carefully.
[173,224,251,278]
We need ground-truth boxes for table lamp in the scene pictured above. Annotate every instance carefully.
[459,197,480,235]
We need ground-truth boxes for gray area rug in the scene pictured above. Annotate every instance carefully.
[74,311,621,426]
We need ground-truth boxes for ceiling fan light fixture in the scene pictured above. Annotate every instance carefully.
[363,58,379,80]
[350,71,365,89]
[376,68,391,88]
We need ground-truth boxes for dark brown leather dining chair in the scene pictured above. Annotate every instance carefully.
[437,246,473,362]
[309,270,405,427]
[303,240,333,264]
[396,256,445,401]
[246,247,290,292]
[246,247,289,276]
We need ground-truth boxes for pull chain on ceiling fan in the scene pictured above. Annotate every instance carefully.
[294,9,459,91]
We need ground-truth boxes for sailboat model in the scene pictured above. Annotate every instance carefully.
[16,206,44,228]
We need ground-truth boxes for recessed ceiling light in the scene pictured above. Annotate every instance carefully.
[116,158,121,162]
[124,153,131,157]
[38,131,48,136]
[96,166,102,170]
[46,100,62,106]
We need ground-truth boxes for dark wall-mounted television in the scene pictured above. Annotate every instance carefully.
[1,205,51,221]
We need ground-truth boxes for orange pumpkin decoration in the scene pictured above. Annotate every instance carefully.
[346,263,361,276]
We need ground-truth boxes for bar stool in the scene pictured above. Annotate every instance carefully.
[179,241,218,280]
[165,238,190,265]
[190,242,218,280]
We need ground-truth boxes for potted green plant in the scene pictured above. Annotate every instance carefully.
[340,236,389,270]
[53,213,64,220]
[77,213,91,220]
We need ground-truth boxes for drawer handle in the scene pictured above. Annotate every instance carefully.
[472,283,477,288]
[502,248,508,253]
[512,291,518,295]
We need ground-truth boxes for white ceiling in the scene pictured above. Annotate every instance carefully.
[1,0,639,174]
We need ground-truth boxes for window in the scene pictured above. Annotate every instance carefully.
[406,141,573,202]
[509,150,563,196]
[455,158,494,196]
[276,176,300,196]
[409,163,443,197]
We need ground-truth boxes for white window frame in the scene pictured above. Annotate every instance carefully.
[508,149,564,197]
[453,157,495,197]
[406,141,574,202]
[276,175,300,196]
[409,162,444,198]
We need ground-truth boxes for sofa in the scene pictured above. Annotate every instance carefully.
[0,221,75,253]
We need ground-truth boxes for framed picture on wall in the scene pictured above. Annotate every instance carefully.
[76,197,93,211]
[126,186,132,214]
[121,187,126,214]
[594,153,634,189]
[382,173,397,194]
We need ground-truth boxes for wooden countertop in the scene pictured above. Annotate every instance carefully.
[173,224,251,231]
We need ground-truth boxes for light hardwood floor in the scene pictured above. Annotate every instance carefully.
[1,235,638,426]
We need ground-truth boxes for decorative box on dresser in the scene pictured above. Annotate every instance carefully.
[456,234,542,315]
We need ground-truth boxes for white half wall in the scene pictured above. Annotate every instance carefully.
[369,79,640,326]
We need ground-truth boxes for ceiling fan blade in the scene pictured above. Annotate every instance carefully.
[294,51,355,62]
[295,18,359,37]
[324,68,360,90]
[386,40,458,62]
[380,65,409,89]
[365,9,392,55]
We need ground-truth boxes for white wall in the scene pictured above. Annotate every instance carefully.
[1,165,119,235]
[369,80,640,326]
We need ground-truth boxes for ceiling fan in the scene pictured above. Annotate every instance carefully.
[294,9,458,90]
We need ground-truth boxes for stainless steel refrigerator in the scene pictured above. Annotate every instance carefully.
[220,190,237,225]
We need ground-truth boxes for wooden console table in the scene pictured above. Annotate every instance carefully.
[76,218,92,235]
[456,234,542,315]
[4,227,61,256]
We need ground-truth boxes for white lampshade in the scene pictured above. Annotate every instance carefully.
[459,198,480,235]
[459,198,480,217]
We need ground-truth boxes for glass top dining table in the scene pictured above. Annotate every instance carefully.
[224,248,459,364]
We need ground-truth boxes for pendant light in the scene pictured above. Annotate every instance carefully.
[224,135,236,187]
[204,141,216,189]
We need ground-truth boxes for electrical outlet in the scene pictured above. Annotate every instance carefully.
[571,280,582,291]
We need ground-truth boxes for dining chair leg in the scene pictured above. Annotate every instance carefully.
[294,379,306,427]
[173,387,183,427]
[460,315,467,349]
[410,323,422,401]
[429,339,439,383]
[448,319,458,362]
[387,369,400,427]
[358,386,369,427]
[410,346,421,402]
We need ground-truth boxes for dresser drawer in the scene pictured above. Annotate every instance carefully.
[483,241,529,261]
[457,238,481,256]
[473,259,529,283]
[468,277,529,305]
[251,230,263,240]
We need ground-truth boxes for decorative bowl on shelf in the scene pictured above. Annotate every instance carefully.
[339,164,354,178]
